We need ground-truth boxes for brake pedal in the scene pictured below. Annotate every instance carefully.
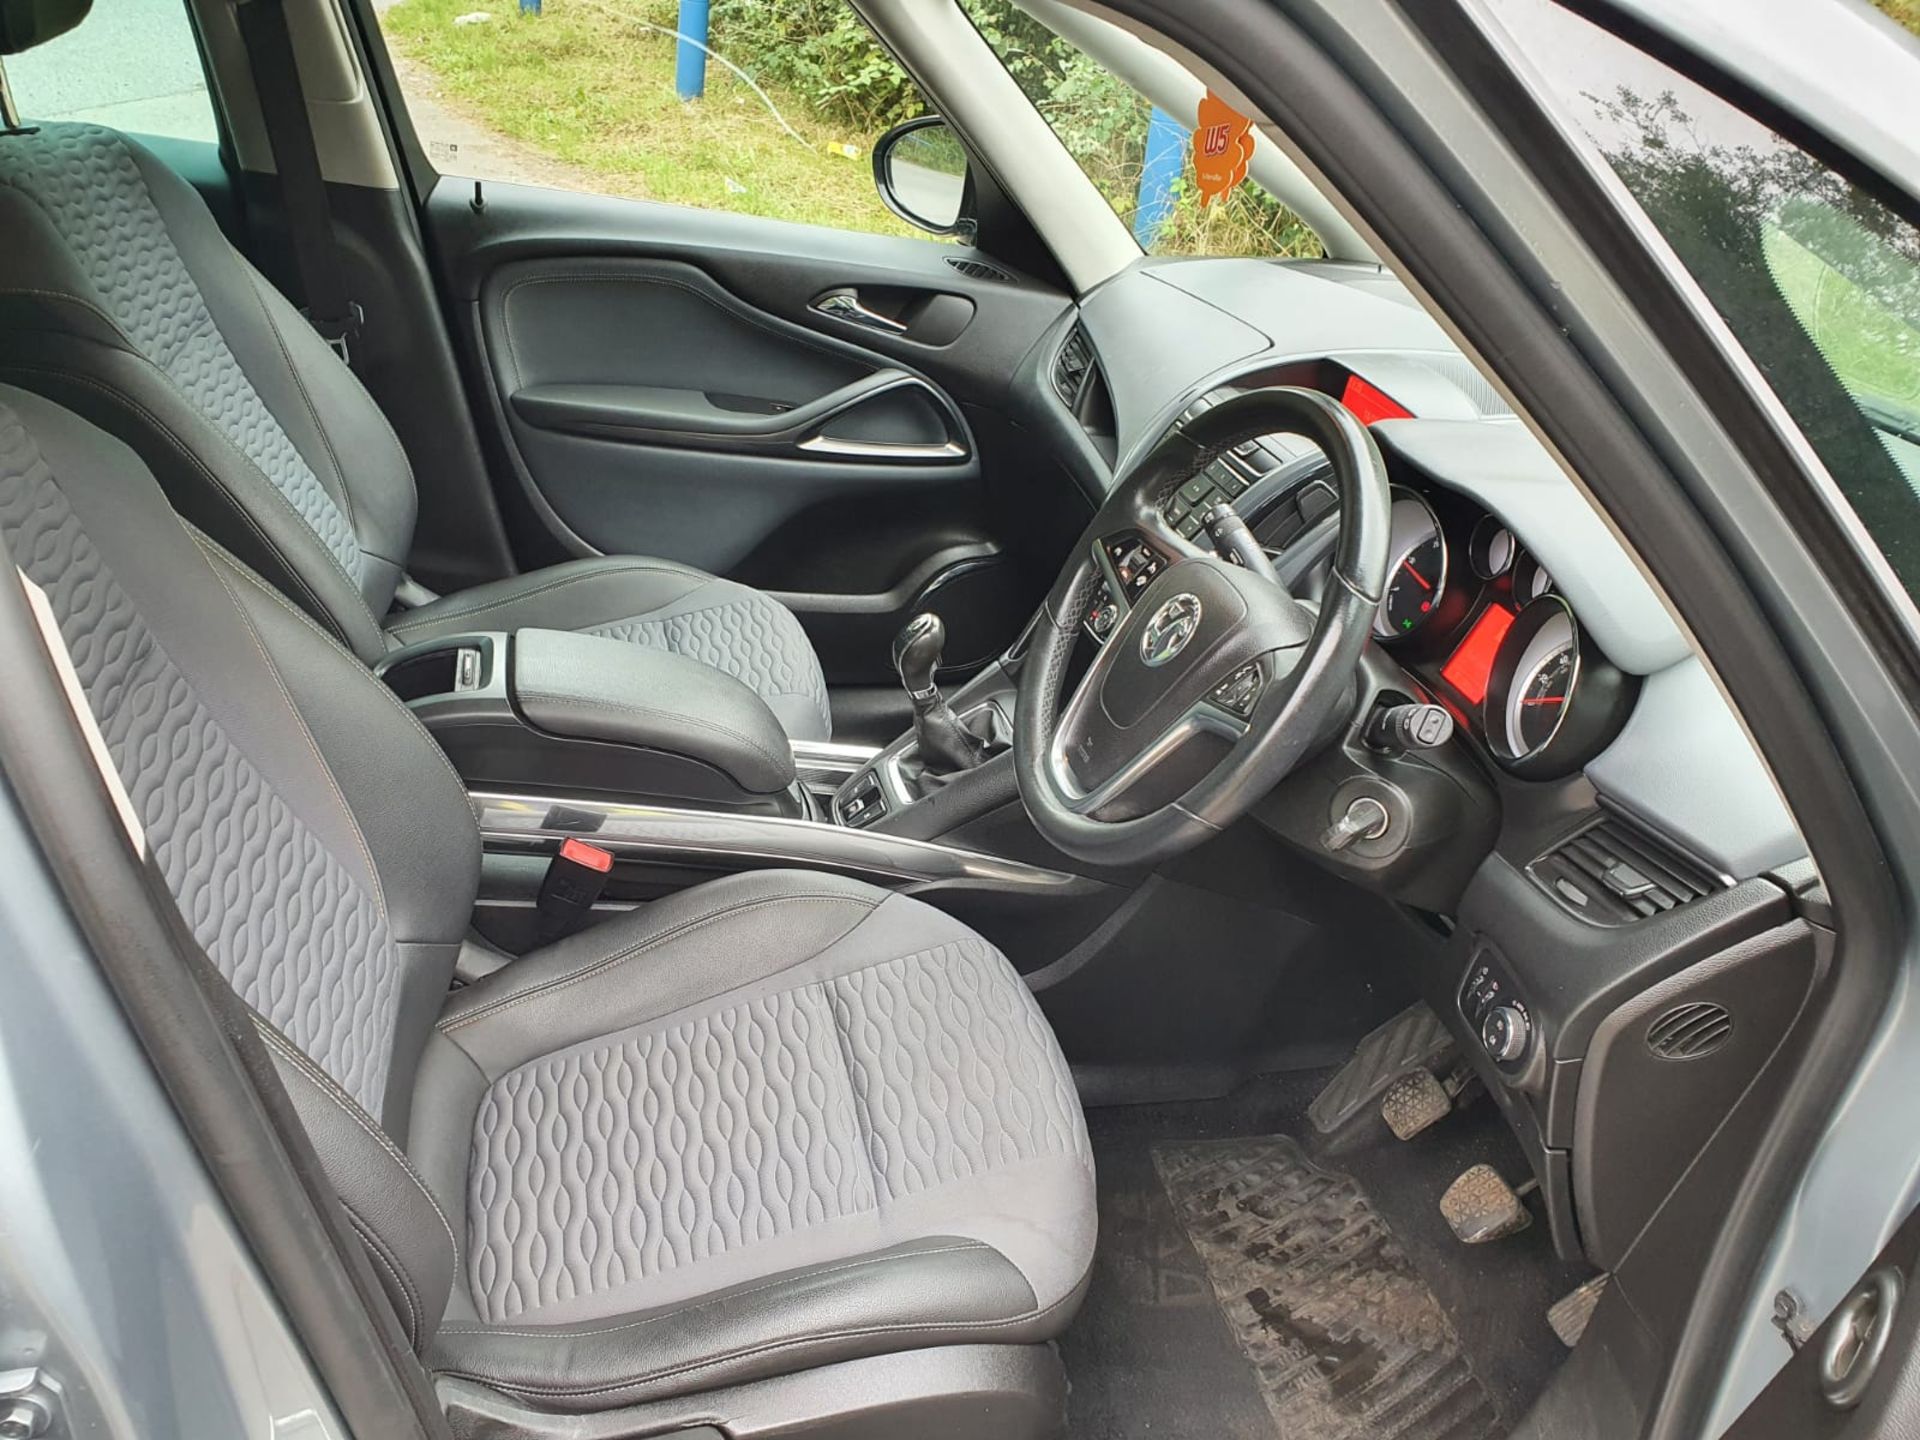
[1380,1069,1452,1140]
[1548,1274,1611,1348]
[1440,1163,1533,1244]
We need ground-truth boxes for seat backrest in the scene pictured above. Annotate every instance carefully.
[0,383,470,1343]
[0,116,418,663]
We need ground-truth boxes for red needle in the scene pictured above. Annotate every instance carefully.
[1520,696,1566,706]
[1401,557,1432,591]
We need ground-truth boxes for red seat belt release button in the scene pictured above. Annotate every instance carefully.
[537,838,614,940]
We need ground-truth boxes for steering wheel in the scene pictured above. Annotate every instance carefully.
[1014,387,1391,866]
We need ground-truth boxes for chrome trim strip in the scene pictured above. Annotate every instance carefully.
[796,435,969,462]
[471,791,1094,893]
[790,739,882,792]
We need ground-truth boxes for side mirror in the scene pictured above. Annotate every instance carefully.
[873,116,974,240]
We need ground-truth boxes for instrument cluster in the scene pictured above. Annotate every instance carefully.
[1342,485,1633,778]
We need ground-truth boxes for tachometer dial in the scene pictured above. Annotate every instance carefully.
[1468,516,1517,579]
[1375,492,1449,640]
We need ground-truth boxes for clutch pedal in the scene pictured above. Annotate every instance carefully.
[1440,1163,1534,1244]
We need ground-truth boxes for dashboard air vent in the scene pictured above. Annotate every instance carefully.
[1530,816,1718,925]
[1053,324,1095,407]
[946,255,1014,283]
[1646,1001,1732,1060]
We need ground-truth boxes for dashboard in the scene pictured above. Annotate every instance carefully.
[1030,254,1823,1275]
[1047,257,1800,881]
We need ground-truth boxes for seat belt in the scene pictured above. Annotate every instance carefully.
[233,0,364,364]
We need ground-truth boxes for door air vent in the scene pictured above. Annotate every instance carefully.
[1053,324,1095,407]
[946,255,1014,283]
[1646,1001,1733,1061]
[1529,815,1720,926]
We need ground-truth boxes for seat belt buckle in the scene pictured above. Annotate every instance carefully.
[305,299,365,364]
[535,837,613,941]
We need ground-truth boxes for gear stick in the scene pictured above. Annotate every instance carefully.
[892,613,984,776]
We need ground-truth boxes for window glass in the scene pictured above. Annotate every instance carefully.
[1482,0,1920,596]
[957,0,1320,258]
[375,0,930,236]
[4,0,218,143]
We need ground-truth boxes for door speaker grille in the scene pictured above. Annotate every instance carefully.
[946,255,1014,283]
[1646,1001,1732,1060]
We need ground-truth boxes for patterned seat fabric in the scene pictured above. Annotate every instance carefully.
[464,931,1087,1325]
[0,393,401,1115]
[0,121,832,740]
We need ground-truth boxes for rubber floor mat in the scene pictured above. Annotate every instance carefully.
[1154,1136,1501,1440]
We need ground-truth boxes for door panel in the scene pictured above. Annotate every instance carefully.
[426,181,1076,685]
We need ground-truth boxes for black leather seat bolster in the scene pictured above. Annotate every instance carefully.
[427,1237,1060,1411]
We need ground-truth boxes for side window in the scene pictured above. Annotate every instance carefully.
[1482,0,1920,599]
[958,0,1321,258]
[3,0,219,143]
[375,0,933,236]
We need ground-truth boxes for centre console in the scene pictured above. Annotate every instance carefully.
[375,626,807,816]
[377,615,1100,959]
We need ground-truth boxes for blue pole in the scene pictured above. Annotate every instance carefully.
[1135,106,1185,248]
[675,0,710,101]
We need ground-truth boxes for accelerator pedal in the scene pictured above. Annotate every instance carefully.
[1440,1163,1534,1244]
[1308,1002,1456,1135]
[1548,1274,1611,1348]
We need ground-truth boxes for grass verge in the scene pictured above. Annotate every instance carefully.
[384,0,920,235]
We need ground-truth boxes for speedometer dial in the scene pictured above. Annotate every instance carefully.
[1511,643,1575,756]
[1375,492,1449,640]
[1484,596,1635,778]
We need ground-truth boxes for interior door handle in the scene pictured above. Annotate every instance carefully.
[811,288,909,335]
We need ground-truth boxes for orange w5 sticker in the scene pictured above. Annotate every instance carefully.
[1193,91,1254,205]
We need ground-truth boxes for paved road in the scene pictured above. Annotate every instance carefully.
[5,0,217,140]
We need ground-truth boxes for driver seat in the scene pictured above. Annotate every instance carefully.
[0,385,1094,1432]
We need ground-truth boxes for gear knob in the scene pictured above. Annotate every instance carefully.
[892,612,945,702]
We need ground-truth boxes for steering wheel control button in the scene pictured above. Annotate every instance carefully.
[1321,795,1391,853]
[1210,663,1265,719]
[1103,533,1166,601]
[1365,701,1455,753]
[1085,596,1120,643]
[1481,1005,1532,1065]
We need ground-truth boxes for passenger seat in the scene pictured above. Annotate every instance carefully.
[0,0,832,741]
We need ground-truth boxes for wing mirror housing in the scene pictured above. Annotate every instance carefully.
[872,115,976,241]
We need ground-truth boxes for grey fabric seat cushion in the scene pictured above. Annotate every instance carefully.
[386,556,831,742]
[411,870,1095,1406]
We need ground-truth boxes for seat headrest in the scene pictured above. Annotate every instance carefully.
[0,0,91,55]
